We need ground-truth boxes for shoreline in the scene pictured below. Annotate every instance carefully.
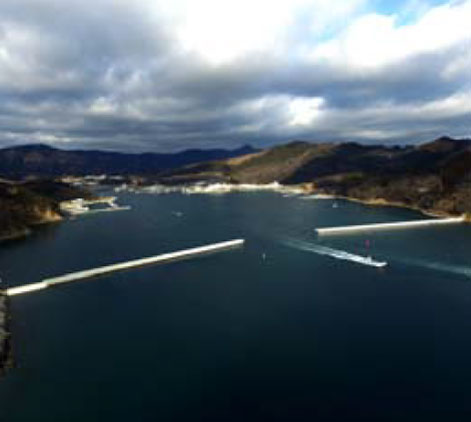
[0,213,63,244]
[325,194,460,219]
[0,227,33,243]
[118,180,467,219]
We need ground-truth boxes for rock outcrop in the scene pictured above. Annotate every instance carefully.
[0,294,11,374]
[0,180,91,241]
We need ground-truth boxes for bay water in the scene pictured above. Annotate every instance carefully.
[0,192,470,421]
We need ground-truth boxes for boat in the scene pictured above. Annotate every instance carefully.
[333,250,388,267]
[357,239,387,267]
[324,248,388,268]
[357,255,388,268]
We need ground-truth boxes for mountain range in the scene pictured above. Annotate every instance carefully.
[0,144,257,179]
[159,136,471,216]
[0,136,469,242]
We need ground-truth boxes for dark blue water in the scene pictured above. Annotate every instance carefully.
[1,192,470,421]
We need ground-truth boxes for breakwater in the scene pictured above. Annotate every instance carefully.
[316,216,465,236]
[5,239,245,297]
[60,196,131,216]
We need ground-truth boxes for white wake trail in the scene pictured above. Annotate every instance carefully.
[397,257,471,279]
[281,238,387,268]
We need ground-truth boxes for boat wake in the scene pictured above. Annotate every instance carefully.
[281,238,387,268]
[397,257,471,279]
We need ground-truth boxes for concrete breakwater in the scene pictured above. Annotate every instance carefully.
[316,216,465,236]
[5,239,245,297]
[59,196,131,216]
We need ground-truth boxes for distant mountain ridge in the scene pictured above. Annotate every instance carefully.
[0,137,469,216]
[160,136,471,216]
[0,144,258,178]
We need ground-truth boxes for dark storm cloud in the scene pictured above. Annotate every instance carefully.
[0,0,469,152]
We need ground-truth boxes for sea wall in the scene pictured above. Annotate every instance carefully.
[6,239,245,297]
[119,182,309,196]
[316,216,465,236]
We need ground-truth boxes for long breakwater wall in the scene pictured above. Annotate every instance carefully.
[5,239,244,297]
[316,216,465,236]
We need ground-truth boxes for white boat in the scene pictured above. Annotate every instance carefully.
[282,238,388,268]
[327,249,388,268]
[355,255,388,268]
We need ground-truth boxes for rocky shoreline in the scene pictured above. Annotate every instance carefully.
[154,136,471,217]
[121,179,469,220]
[0,179,92,243]
[0,214,62,244]
[0,293,12,375]
[313,191,468,219]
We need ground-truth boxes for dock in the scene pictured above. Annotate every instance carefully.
[4,239,244,297]
[59,196,130,216]
[316,216,465,236]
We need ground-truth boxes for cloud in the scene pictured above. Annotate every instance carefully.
[311,1,471,69]
[0,0,469,151]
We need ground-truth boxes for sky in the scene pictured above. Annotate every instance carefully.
[0,0,469,152]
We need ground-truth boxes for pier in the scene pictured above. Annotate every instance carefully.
[59,196,130,216]
[316,216,465,236]
[4,239,244,297]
